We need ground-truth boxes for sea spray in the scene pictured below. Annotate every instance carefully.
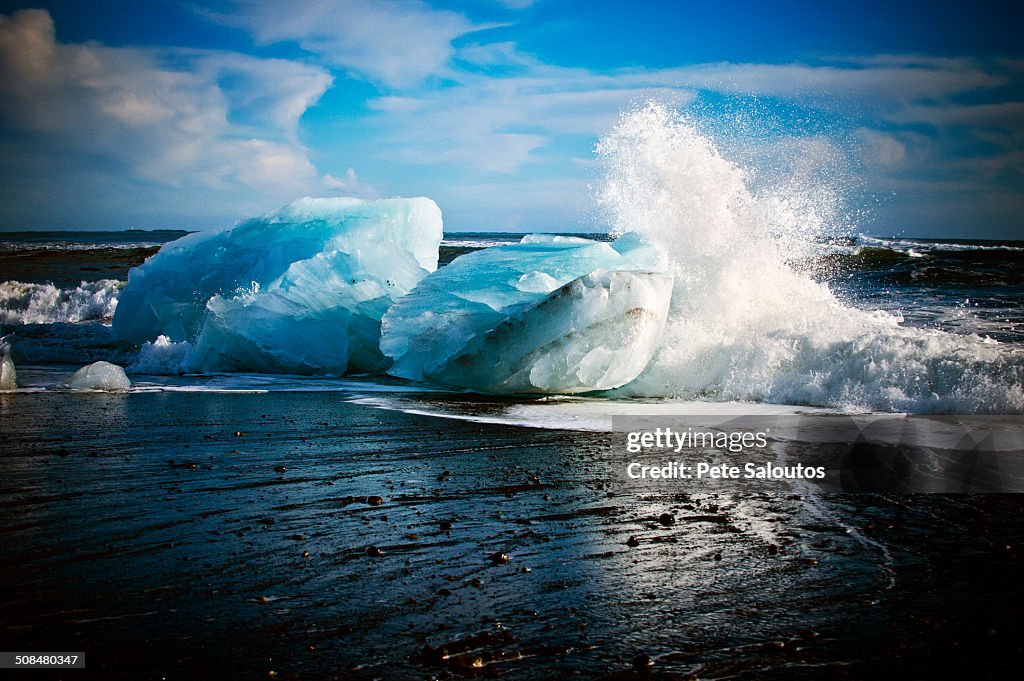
[597,103,1024,413]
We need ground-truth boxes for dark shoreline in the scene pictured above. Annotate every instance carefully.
[2,390,1023,679]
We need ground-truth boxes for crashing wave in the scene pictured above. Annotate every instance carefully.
[596,103,1024,413]
[0,279,122,325]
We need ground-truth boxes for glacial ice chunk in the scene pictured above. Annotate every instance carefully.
[112,197,443,374]
[62,361,131,391]
[380,233,672,394]
[0,336,16,390]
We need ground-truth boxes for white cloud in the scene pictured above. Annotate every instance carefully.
[856,128,908,168]
[232,139,321,193]
[0,8,351,227]
[887,101,1024,128]
[323,167,378,198]
[406,51,1015,182]
[355,44,1018,179]
[362,51,694,175]
[648,58,1007,104]
[216,0,479,88]
[456,41,535,68]
[344,38,1022,233]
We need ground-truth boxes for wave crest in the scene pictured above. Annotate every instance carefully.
[0,279,123,325]
[596,103,1024,413]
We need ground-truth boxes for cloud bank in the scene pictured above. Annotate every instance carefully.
[0,8,337,228]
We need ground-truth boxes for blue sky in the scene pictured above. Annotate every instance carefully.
[0,0,1021,238]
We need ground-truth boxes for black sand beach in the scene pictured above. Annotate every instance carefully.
[2,387,1022,679]
[3,2,1024,679]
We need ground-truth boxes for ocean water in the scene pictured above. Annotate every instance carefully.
[1,105,1022,416]
[2,230,1021,337]
[2,226,1021,412]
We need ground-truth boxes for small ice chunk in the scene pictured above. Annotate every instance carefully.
[62,361,131,391]
[0,337,16,390]
[381,232,672,394]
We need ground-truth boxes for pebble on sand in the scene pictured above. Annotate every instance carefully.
[632,653,654,670]
[658,513,675,526]
[488,551,510,564]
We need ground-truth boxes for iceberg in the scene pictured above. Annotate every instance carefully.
[113,197,443,374]
[380,233,673,394]
[62,361,131,391]
[112,196,669,390]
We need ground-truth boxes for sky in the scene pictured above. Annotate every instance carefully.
[0,0,1022,238]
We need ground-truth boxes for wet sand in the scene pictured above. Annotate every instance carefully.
[1,389,1022,679]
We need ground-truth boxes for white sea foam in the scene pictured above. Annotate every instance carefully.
[129,335,193,374]
[0,279,123,324]
[440,237,520,249]
[856,235,1024,253]
[597,103,1024,413]
[0,241,163,253]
